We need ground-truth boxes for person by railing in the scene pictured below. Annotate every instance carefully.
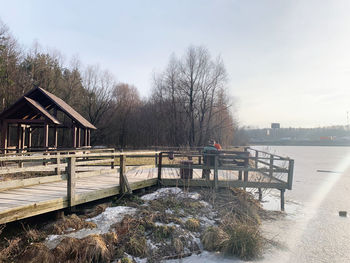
[202,139,218,179]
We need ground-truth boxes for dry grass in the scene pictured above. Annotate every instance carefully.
[185,218,200,232]
[200,187,264,260]
[0,237,21,262]
[201,226,227,251]
[220,220,262,260]
[172,238,184,254]
[19,243,55,263]
[201,220,263,260]
[20,232,118,263]
[51,214,97,234]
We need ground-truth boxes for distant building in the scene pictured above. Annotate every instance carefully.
[271,123,280,129]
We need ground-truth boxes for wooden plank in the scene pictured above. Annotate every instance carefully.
[0,174,66,191]
[77,158,114,166]
[0,150,161,162]
[0,197,67,224]
[0,163,67,175]
[74,186,120,205]
[130,178,157,190]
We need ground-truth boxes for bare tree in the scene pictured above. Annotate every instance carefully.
[110,83,141,147]
[152,46,230,146]
[82,65,114,127]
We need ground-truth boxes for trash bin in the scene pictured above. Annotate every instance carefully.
[180,160,193,179]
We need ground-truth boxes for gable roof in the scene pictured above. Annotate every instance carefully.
[33,87,96,129]
[23,97,61,125]
[0,87,96,129]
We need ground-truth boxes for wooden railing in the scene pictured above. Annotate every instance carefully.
[0,147,294,211]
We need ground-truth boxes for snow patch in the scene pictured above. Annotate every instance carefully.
[141,187,201,201]
[45,206,137,249]
[141,187,182,200]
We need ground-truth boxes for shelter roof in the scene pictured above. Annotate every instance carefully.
[0,87,96,129]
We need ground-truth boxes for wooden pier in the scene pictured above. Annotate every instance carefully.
[0,147,294,224]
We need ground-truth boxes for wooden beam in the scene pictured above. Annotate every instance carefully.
[44,124,49,149]
[287,159,294,190]
[17,124,21,152]
[54,126,58,148]
[87,129,90,146]
[1,121,8,153]
[28,128,32,149]
[77,127,81,148]
[72,126,77,148]
[67,157,76,207]
[55,152,61,176]
[21,126,25,149]
[119,155,125,194]
[84,129,88,146]
[6,123,10,148]
[161,178,287,189]
[214,155,218,190]
[157,152,162,184]
[280,189,285,211]
[6,119,46,124]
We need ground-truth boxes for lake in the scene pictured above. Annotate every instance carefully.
[258,145,350,263]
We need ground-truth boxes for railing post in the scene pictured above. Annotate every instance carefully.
[238,170,242,180]
[157,152,163,185]
[119,155,126,194]
[255,151,258,169]
[287,159,294,190]
[214,154,218,190]
[269,154,274,178]
[55,152,61,176]
[111,149,115,169]
[258,188,262,201]
[67,157,76,207]
[280,189,285,211]
[243,152,249,182]
[155,153,158,167]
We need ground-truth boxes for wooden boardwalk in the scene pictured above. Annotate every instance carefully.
[0,148,294,224]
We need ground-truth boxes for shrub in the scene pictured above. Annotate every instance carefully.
[185,218,200,232]
[201,226,227,251]
[220,221,263,260]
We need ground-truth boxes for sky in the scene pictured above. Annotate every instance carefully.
[1,0,350,128]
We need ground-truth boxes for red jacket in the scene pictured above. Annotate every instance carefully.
[214,143,222,150]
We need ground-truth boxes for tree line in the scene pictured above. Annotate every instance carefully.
[0,20,237,148]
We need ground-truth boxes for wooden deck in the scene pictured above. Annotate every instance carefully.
[0,148,294,224]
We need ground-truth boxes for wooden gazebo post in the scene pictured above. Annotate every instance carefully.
[17,124,21,152]
[0,121,8,153]
[21,126,25,150]
[28,127,32,149]
[72,126,77,148]
[44,123,49,149]
[54,126,58,149]
[77,127,81,148]
[84,129,88,147]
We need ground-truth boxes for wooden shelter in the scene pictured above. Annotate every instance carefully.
[0,87,96,153]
